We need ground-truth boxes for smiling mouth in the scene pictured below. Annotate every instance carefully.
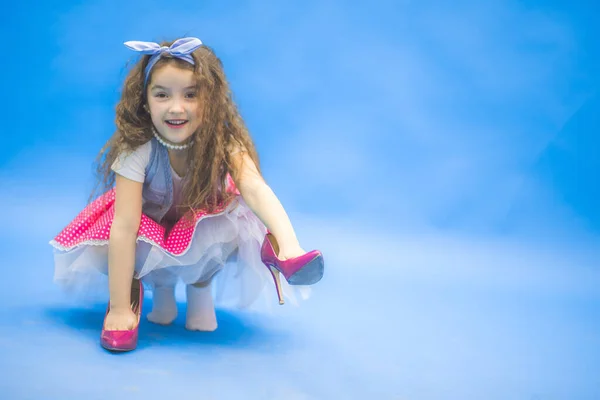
[165,119,188,128]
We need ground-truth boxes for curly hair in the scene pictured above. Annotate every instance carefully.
[90,40,261,219]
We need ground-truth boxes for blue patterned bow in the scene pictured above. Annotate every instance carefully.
[124,37,203,85]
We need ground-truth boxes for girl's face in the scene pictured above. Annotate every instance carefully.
[146,64,202,146]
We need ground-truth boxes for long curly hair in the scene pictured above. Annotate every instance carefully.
[91,40,261,219]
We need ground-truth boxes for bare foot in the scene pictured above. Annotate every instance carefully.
[104,308,138,331]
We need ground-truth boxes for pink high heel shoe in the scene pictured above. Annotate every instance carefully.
[261,233,324,305]
[100,279,143,352]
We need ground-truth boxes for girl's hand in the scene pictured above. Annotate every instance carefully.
[278,245,307,261]
[104,308,138,331]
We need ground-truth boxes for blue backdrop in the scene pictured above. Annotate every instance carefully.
[2,1,599,399]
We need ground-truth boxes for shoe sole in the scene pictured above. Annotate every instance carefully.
[101,344,136,352]
[287,254,324,285]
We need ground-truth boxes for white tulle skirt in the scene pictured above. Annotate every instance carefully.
[50,189,310,311]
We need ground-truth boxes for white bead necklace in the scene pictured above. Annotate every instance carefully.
[152,128,193,150]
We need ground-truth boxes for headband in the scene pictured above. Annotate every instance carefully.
[123,37,203,85]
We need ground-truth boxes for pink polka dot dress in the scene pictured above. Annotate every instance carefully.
[49,175,307,310]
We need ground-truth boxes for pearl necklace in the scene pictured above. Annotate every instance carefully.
[152,128,193,150]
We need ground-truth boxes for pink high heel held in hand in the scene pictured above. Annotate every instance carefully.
[260,233,324,305]
[100,280,143,352]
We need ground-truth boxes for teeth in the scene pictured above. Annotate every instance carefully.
[167,120,187,125]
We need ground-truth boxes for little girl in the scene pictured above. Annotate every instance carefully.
[49,37,324,352]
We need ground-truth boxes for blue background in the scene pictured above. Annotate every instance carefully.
[2,1,599,399]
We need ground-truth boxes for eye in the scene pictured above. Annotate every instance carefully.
[185,91,197,99]
[154,92,168,99]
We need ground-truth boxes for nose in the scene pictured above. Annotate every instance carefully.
[168,97,185,114]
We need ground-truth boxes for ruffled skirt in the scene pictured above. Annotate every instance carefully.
[49,189,309,310]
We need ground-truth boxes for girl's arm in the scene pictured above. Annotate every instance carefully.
[229,151,305,259]
[108,174,143,310]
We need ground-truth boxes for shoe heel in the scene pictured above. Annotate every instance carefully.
[267,265,285,305]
